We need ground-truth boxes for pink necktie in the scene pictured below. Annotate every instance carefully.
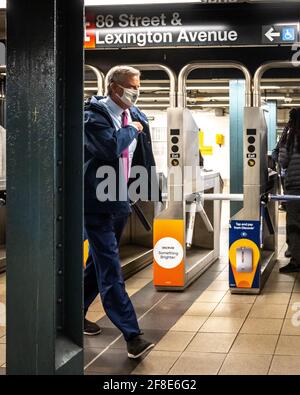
[121,111,129,182]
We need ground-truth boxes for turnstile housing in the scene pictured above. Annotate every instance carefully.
[153,108,222,291]
[229,107,278,294]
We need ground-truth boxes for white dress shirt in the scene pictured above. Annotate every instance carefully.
[101,97,138,173]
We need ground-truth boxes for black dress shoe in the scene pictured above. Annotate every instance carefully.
[279,262,300,274]
[285,249,292,258]
[127,336,154,359]
[84,319,102,336]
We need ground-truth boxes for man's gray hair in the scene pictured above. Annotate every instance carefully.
[106,65,140,95]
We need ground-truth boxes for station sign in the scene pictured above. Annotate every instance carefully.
[85,6,300,50]
[85,11,240,49]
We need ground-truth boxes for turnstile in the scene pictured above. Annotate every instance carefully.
[153,107,222,290]
[229,106,279,294]
[229,60,300,294]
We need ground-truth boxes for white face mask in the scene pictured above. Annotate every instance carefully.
[117,84,139,107]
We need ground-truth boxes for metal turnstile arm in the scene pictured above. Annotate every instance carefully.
[202,193,244,202]
[186,199,214,249]
[197,202,214,233]
[269,194,300,202]
[130,201,152,232]
[186,201,197,249]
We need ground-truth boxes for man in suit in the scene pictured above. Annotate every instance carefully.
[84,66,157,359]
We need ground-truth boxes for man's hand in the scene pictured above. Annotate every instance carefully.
[130,122,144,132]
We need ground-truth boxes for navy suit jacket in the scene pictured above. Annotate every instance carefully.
[84,96,159,215]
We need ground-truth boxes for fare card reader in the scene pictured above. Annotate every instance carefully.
[153,108,222,291]
[236,247,253,273]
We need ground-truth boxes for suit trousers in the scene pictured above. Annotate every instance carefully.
[84,213,141,341]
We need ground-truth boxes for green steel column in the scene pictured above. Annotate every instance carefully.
[230,80,245,217]
[7,0,84,375]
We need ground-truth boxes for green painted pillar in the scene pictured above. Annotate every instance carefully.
[7,0,84,375]
[230,80,245,217]
[264,101,278,151]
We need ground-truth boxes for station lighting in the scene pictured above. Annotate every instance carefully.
[138,103,230,108]
[85,0,291,5]
[135,97,169,102]
[0,1,291,10]
[84,87,99,91]
[85,0,201,5]
[137,104,169,108]
[139,86,170,91]
[188,86,229,90]
[189,96,229,101]
[263,96,287,100]
[261,85,282,90]
[189,103,230,108]
[85,0,300,4]
[0,0,225,8]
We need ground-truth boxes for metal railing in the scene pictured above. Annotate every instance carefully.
[178,61,252,108]
[85,64,105,96]
[253,60,300,107]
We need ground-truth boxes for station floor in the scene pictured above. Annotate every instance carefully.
[0,204,300,375]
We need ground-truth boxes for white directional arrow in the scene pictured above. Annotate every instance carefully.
[265,27,281,42]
